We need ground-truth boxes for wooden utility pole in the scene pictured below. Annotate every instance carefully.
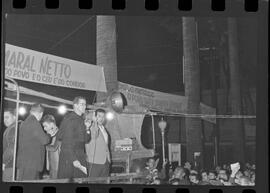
[227,17,245,163]
[96,16,118,102]
[182,17,204,168]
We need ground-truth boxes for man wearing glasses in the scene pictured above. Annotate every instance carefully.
[57,96,91,179]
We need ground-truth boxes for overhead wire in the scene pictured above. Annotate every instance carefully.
[47,16,95,52]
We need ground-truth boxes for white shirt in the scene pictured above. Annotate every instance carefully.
[98,125,108,144]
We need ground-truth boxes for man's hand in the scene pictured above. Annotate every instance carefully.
[230,162,240,177]
[162,159,168,168]
[85,119,92,129]
[73,160,87,174]
[92,113,97,122]
[73,160,81,168]
[2,164,5,171]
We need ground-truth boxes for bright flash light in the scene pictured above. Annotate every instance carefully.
[106,111,114,121]
[58,105,67,115]
[19,106,27,116]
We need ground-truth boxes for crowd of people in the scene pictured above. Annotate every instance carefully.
[139,158,255,186]
[2,96,111,181]
[2,97,256,186]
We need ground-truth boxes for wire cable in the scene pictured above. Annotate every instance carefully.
[47,16,95,52]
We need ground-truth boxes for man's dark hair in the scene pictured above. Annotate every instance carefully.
[94,108,106,116]
[200,169,208,175]
[209,170,217,176]
[73,96,86,105]
[170,178,180,185]
[4,108,16,115]
[190,173,199,181]
[30,103,44,113]
[42,114,56,124]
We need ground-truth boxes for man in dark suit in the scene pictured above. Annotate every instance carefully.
[85,109,111,177]
[2,108,19,181]
[57,96,91,179]
[17,104,51,180]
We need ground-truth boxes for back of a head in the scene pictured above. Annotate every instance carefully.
[4,108,16,116]
[42,114,56,124]
[30,103,44,114]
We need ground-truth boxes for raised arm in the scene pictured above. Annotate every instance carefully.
[89,122,99,140]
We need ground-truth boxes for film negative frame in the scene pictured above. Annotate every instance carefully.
[0,0,268,193]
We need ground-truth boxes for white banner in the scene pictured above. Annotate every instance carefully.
[5,44,107,92]
[118,82,216,123]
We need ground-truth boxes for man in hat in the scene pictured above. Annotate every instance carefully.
[17,103,51,180]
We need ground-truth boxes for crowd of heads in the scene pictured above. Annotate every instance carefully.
[142,158,255,186]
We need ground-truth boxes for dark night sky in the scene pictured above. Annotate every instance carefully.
[5,15,184,106]
[4,15,257,110]
[5,15,96,105]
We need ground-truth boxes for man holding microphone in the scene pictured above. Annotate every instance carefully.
[85,109,111,177]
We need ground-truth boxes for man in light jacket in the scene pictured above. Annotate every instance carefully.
[85,109,111,177]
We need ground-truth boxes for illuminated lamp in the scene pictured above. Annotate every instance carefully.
[106,111,115,121]
[19,106,27,116]
[58,105,67,115]
[158,117,167,164]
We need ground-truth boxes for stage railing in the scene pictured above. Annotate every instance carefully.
[14,173,146,184]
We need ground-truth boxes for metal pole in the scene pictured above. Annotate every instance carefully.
[5,78,20,181]
[151,115,156,151]
[209,47,219,167]
[161,132,166,164]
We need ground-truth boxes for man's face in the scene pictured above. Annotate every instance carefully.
[189,175,198,184]
[218,171,228,181]
[4,111,16,127]
[174,168,184,179]
[42,122,55,134]
[208,172,216,180]
[153,179,161,185]
[235,171,243,179]
[37,112,43,121]
[215,166,221,172]
[201,172,209,181]
[75,99,86,115]
[184,162,191,170]
[147,159,155,169]
[96,112,105,125]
